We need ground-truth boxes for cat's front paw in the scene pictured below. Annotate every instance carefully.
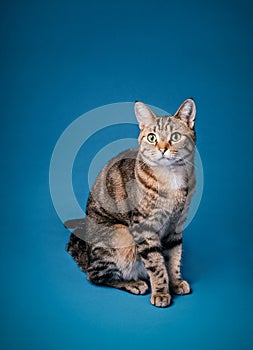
[170,280,191,295]
[150,292,171,308]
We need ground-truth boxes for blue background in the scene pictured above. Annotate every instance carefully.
[1,0,253,349]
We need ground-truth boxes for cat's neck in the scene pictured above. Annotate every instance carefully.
[136,152,189,191]
[154,166,187,190]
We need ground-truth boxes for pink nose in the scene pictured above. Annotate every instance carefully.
[159,148,166,154]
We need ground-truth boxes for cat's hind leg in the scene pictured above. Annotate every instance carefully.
[87,244,149,295]
[67,233,90,272]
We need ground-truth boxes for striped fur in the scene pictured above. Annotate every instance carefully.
[66,98,196,308]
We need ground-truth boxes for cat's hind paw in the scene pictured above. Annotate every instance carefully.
[170,280,191,295]
[125,280,149,295]
[111,280,149,295]
[150,292,171,308]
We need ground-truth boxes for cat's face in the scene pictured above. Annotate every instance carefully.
[135,99,196,167]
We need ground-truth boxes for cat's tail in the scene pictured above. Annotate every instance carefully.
[64,218,87,241]
[65,218,90,272]
[64,218,86,229]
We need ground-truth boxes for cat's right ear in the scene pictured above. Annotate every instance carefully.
[174,98,196,129]
[134,101,156,129]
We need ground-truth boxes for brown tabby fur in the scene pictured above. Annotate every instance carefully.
[65,99,196,307]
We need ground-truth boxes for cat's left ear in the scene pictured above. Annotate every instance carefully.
[174,98,196,129]
[135,101,156,129]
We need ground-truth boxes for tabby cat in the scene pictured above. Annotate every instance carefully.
[65,98,196,308]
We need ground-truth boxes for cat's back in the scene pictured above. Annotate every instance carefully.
[104,148,138,172]
[98,148,138,183]
[87,148,138,216]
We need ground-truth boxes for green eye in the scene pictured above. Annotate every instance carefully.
[147,133,157,143]
[171,132,181,142]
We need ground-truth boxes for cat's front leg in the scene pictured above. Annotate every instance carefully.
[163,233,191,295]
[140,242,171,307]
[131,227,171,307]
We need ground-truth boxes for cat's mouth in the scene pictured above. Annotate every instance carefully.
[156,152,186,166]
[157,156,178,165]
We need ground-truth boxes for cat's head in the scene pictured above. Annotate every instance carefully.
[135,99,196,167]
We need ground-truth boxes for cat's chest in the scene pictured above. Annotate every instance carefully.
[152,168,188,217]
[155,168,187,192]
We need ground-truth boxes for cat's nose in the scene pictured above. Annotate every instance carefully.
[159,148,166,155]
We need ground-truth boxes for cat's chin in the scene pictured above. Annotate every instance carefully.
[156,157,177,167]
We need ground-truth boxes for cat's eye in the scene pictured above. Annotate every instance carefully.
[171,132,181,142]
[147,133,157,143]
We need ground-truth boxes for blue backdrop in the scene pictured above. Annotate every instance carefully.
[1,0,253,349]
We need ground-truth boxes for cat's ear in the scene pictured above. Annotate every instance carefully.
[174,98,196,129]
[134,101,156,128]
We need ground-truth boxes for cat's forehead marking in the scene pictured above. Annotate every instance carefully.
[156,116,171,131]
[149,116,187,139]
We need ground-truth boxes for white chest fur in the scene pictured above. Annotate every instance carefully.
[155,166,187,191]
